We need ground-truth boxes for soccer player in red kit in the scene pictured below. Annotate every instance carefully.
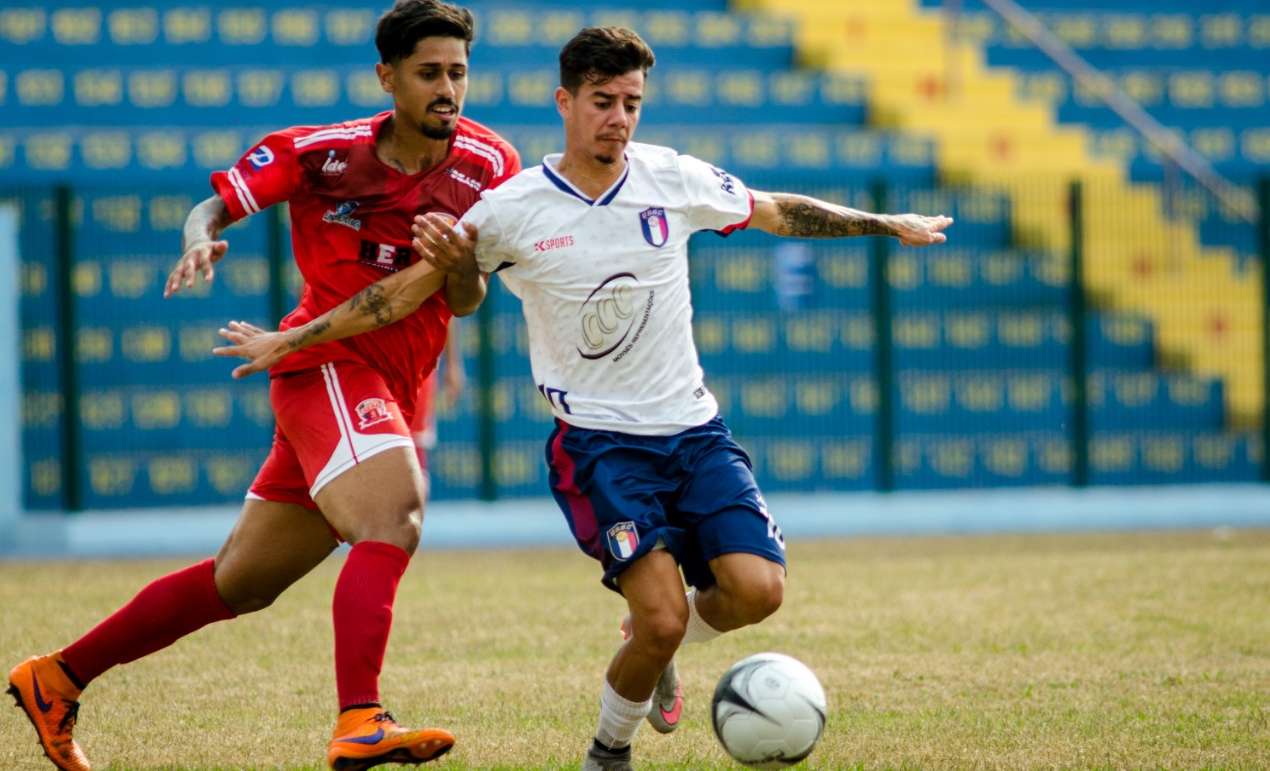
[6,2,518,769]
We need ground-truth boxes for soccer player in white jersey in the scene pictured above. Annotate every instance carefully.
[215,26,952,770]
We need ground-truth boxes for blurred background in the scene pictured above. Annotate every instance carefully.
[0,0,1267,552]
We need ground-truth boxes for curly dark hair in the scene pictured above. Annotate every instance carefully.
[559,26,656,93]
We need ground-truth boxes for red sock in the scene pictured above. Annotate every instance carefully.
[60,558,236,686]
[333,541,412,711]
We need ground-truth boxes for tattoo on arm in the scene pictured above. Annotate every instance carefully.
[775,197,894,239]
[348,283,394,328]
[289,318,330,351]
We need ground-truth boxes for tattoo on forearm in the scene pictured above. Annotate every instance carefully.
[776,200,893,239]
[348,283,394,328]
[290,319,330,350]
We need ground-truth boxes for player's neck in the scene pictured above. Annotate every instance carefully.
[554,149,627,201]
[376,114,452,175]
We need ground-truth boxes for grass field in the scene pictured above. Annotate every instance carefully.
[2,529,1267,770]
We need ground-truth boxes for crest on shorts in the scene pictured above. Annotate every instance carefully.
[354,397,392,430]
[606,521,640,561]
[639,207,669,248]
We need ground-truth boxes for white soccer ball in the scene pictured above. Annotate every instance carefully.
[711,652,827,769]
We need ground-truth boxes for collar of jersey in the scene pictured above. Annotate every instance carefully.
[541,155,629,207]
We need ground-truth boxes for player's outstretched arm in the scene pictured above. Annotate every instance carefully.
[212,260,446,378]
[748,190,952,246]
[165,195,235,298]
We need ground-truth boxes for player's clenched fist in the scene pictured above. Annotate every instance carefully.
[164,239,229,298]
[411,213,479,277]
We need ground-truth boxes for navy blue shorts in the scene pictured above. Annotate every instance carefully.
[545,415,787,593]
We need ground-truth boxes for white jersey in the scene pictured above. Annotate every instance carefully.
[461,142,754,436]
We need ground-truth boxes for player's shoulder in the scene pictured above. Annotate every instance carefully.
[478,161,549,203]
[627,141,683,172]
[268,112,382,153]
[628,142,711,188]
[453,117,520,178]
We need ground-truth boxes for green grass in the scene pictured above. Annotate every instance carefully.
[2,530,1268,769]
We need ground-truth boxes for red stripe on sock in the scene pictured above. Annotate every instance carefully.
[61,558,236,686]
[333,541,412,711]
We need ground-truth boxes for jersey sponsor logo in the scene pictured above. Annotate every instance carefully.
[358,240,413,271]
[712,166,737,195]
[248,145,275,169]
[447,168,483,192]
[354,397,393,430]
[577,272,655,362]
[323,200,362,231]
[321,149,348,176]
[534,234,574,253]
[606,521,640,561]
[639,207,670,248]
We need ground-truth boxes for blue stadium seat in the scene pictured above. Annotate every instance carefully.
[893,431,1073,489]
[0,65,867,127]
[0,5,782,68]
[0,125,935,185]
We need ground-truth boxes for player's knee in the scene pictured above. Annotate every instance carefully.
[346,502,423,553]
[372,514,422,553]
[224,591,277,615]
[633,608,687,660]
[213,567,281,615]
[731,570,785,625]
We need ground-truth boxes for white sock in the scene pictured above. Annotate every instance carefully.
[682,588,724,645]
[595,678,651,750]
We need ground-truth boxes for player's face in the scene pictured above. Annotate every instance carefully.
[378,36,469,140]
[557,70,644,166]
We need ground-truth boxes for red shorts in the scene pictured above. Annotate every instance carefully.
[247,361,416,509]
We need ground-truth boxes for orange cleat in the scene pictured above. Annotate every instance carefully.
[327,707,454,770]
[7,653,90,771]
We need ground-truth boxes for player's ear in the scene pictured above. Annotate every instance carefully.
[554,86,571,119]
[376,62,395,95]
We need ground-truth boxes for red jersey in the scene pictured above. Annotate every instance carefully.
[210,111,520,416]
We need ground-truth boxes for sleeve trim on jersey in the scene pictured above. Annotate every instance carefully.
[492,261,516,273]
[227,166,261,215]
[455,136,505,177]
[715,190,755,237]
[293,126,374,149]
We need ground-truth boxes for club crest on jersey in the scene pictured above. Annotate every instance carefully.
[248,145,275,169]
[606,522,640,561]
[321,149,348,176]
[323,200,362,231]
[639,207,669,248]
[354,397,392,430]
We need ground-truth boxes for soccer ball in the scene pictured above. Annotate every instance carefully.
[711,652,827,769]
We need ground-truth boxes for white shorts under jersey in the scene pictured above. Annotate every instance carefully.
[460,142,754,436]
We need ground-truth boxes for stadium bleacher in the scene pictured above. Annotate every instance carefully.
[3,0,1265,508]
